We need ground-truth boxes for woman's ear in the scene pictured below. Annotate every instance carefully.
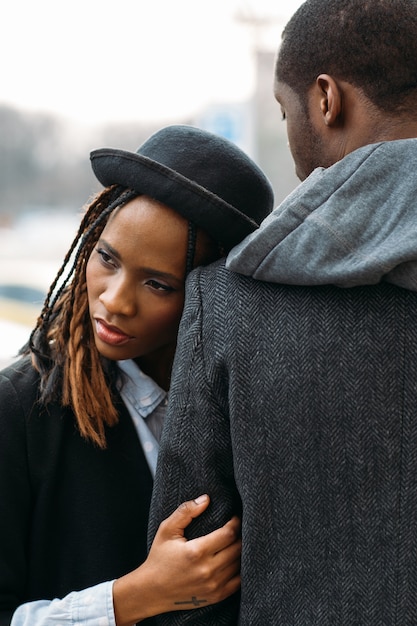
[316,73,342,126]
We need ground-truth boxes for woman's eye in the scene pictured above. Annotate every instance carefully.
[147,279,174,292]
[97,248,115,267]
[281,109,287,122]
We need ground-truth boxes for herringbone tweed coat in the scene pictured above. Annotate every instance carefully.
[150,260,417,625]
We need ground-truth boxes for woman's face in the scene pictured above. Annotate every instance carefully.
[86,195,191,383]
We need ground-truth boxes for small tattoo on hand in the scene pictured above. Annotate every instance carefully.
[174,596,208,607]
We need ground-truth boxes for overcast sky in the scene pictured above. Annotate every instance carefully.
[2,0,304,127]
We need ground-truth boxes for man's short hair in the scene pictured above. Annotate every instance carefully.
[276,0,417,113]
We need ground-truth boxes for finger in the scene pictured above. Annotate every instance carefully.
[215,556,241,588]
[222,515,241,537]
[158,494,211,539]
[216,571,241,602]
[201,556,241,605]
[189,516,241,555]
[215,536,242,566]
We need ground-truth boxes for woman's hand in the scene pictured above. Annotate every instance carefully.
[113,494,241,625]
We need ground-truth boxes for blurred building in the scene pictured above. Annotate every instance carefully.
[254,49,299,204]
[196,3,299,206]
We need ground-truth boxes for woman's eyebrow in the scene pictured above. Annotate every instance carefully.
[98,238,183,284]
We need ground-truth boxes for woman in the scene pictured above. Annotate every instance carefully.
[0,125,274,625]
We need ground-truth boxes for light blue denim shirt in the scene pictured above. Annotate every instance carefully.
[11,361,167,626]
[11,582,115,626]
[117,358,167,476]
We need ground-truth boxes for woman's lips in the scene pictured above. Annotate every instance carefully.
[95,319,133,346]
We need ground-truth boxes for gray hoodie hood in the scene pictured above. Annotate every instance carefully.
[227,139,417,291]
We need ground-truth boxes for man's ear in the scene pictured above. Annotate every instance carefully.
[316,74,342,126]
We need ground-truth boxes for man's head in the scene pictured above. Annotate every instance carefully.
[275,0,417,179]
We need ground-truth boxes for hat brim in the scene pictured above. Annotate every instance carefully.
[90,148,260,250]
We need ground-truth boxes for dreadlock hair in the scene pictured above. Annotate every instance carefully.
[276,0,417,115]
[28,185,138,448]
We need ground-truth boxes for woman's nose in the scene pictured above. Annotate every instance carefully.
[99,276,137,317]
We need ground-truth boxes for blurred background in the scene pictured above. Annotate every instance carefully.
[1,0,303,367]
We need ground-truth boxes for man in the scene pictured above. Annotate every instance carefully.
[149,1,417,624]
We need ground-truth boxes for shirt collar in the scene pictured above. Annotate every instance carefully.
[116,359,167,419]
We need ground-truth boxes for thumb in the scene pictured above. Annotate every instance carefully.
[161,494,211,539]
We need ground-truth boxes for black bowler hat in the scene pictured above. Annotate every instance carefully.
[90,125,274,250]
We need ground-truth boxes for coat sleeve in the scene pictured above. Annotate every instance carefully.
[0,369,33,625]
[149,265,241,625]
